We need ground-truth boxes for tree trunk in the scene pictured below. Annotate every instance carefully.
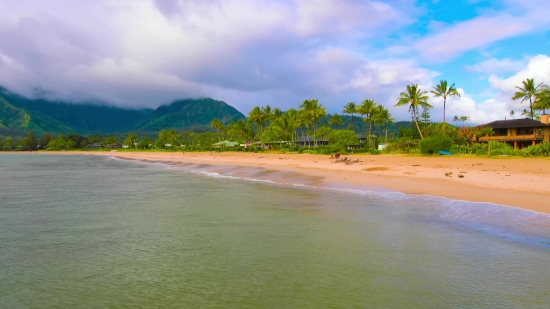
[385,122,388,143]
[413,109,424,139]
[529,96,534,119]
[443,97,446,134]
[368,120,372,146]
[351,114,354,132]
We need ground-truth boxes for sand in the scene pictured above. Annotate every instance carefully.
[19,151,550,214]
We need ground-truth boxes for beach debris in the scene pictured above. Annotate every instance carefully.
[505,175,511,176]
[413,164,421,166]
[333,157,363,165]
[445,172,453,177]
[458,174,464,178]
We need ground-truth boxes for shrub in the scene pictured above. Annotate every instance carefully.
[521,142,550,156]
[302,149,316,154]
[289,146,298,152]
[368,148,381,155]
[298,147,307,154]
[419,135,453,155]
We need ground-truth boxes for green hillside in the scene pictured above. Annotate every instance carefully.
[0,87,246,136]
[137,98,245,133]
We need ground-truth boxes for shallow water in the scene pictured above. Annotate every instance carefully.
[1,154,550,308]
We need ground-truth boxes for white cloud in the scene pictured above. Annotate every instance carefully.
[465,57,528,74]
[0,0,419,111]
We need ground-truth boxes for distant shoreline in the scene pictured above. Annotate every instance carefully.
[9,151,550,215]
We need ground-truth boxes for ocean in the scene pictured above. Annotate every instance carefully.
[1,154,550,308]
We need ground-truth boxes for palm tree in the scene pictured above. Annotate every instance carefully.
[247,106,271,141]
[521,109,530,118]
[342,102,357,132]
[375,106,394,143]
[328,114,344,129]
[395,84,432,139]
[509,110,515,119]
[210,118,223,141]
[512,78,544,119]
[534,86,550,115]
[271,107,283,122]
[431,80,460,134]
[459,116,470,126]
[357,99,377,145]
[283,108,302,142]
[452,115,460,126]
[299,99,327,146]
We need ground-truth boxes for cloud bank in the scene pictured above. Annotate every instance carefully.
[0,0,549,123]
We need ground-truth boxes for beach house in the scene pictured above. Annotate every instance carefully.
[478,115,550,149]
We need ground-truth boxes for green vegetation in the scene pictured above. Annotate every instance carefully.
[419,135,453,154]
[2,77,550,157]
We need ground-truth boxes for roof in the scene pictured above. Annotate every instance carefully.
[294,135,329,143]
[482,118,550,129]
[356,133,367,139]
[212,140,239,146]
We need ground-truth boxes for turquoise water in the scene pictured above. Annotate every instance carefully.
[1,154,550,308]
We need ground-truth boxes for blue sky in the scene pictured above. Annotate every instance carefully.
[0,0,549,123]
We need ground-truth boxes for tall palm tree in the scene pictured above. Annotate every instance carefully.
[271,107,283,122]
[459,116,470,126]
[328,114,344,129]
[534,86,550,115]
[283,108,302,143]
[395,84,432,140]
[357,99,377,146]
[509,110,515,119]
[431,80,460,134]
[521,109,530,118]
[512,78,544,119]
[299,99,327,146]
[247,106,271,141]
[210,118,223,141]
[452,115,460,126]
[375,106,394,143]
[342,102,357,132]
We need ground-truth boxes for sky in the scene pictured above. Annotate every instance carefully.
[1,0,549,124]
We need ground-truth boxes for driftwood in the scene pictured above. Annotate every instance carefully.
[333,157,363,165]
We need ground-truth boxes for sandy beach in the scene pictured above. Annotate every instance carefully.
[19,151,550,214]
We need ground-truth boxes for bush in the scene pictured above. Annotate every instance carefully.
[289,146,298,152]
[419,135,453,155]
[521,142,550,156]
[368,149,381,155]
[298,147,307,154]
[302,149,316,154]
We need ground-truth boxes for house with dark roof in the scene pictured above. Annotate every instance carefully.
[294,135,329,146]
[294,133,367,147]
[478,115,550,149]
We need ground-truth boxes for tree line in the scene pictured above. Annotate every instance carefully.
[2,77,548,152]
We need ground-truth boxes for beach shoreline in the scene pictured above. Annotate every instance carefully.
[10,151,550,214]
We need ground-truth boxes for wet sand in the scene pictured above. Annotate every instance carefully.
[25,151,550,214]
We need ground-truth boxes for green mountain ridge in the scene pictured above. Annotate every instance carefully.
[0,87,246,137]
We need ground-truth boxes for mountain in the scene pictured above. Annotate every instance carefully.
[137,98,245,133]
[0,87,246,137]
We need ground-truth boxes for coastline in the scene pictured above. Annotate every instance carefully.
[11,151,550,215]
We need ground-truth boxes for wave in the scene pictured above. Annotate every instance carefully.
[106,155,550,243]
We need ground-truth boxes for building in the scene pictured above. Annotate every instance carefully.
[87,143,103,149]
[212,140,239,148]
[240,140,260,148]
[478,115,550,149]
[106,144,121,149]
[293,135,329,147]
